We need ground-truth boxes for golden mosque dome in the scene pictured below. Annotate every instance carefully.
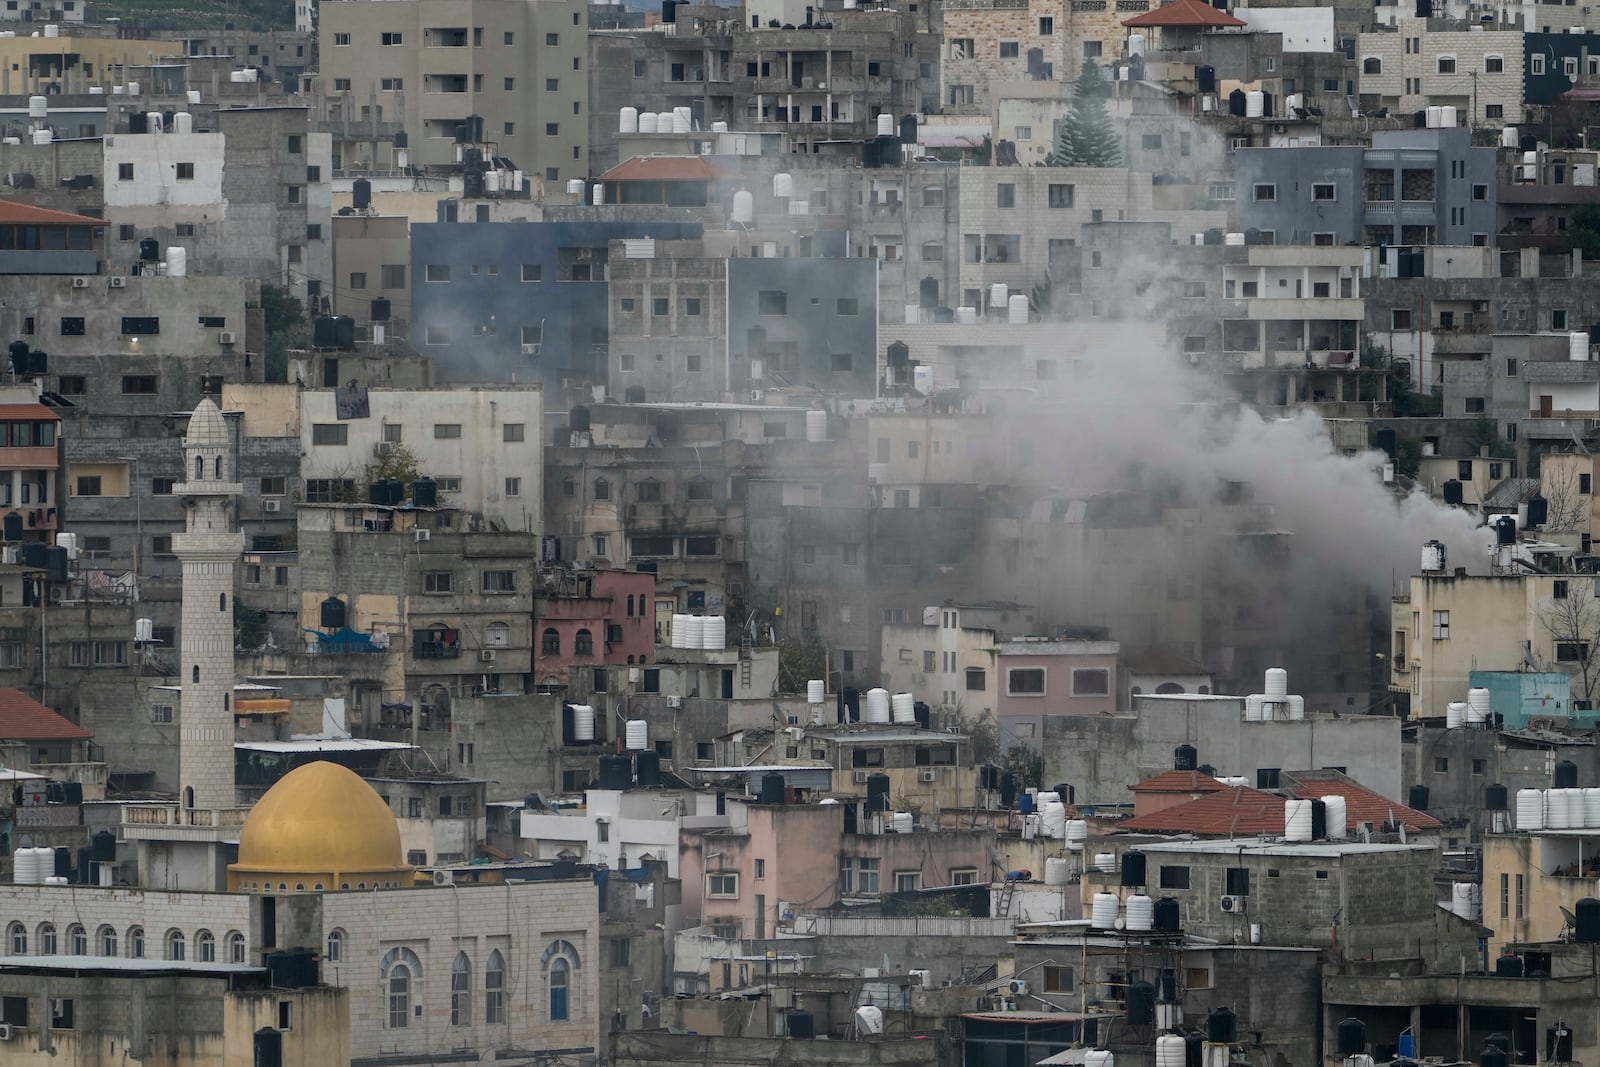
[229,761,414,892]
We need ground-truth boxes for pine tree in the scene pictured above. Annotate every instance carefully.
[1043,60,1122,167]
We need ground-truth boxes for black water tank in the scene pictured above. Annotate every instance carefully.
[570,406,591,432]
[899,114,918,144]
[1495,516,1517,545]
[1524,950,1552,976]
[1408,784,1429,811]
[333,315,357,351]
[380,479,406,505]
[1479,1047,1508,1067]
[1555,759,1580,788]
[62,782,81,805]
[787,1008,814,1039]
[313,315,338,348]
[1174,744,1198,771]
[636,750,661,787]
[291,946,319,986]
[1416,0,1432,15]
[46,546,67,582]
[1527,494,1549,528]
[254,1027,283,1067]
[1413,109,1428,128]
[1198,763,1216,777]
[394,130,408,148]
[1156,968,1177,1002]
[1485,783,1508,810]
[53,847,70,878]
[370,296,391,322]
[1443,480,1464,505]
[1494,951,1524,976]
[1185,1031,1205,1067]
[1126,980,1156,1025]
[128,111,148,134]
[266,951,295,986]
[139,237,159,262]
[759,773,785,805]
[1338,1018,1367,1056]
[866,773,891,813]
[22,542,47,569]
[6,340,26,373]
[1375,427,1397,459]
[1228,88,1246,116]
[979,765,999,791]
[661,0,678,21]
[1154,896,1181,932]
[2,513,20,542]
[913,701,930,730]
[1197,65,1215,93]
[561,704,574,745]
[352,178,372,211]
[1548,1024,1573,1063]
[26,350,44,376]
[75,846,91,884]
[1256,767,1281,789]
[412,477,438,507]
[92,829,116,862]
[999,772,1018,808]
[1121,849,1146,887]
[919,275,939,309]
[1311,799,1327,840]
[1208,1007,1237,1044]
[1485,1033,1511,1053]
[319,596,346,630]
[1575,897,1600,942]
[598,754,632,790]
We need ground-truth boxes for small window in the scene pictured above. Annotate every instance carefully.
[1007,668,1045,695]
[1072,668,1110,696]
[117,162,134,181]
[1312,183,1335,201]
[965,667,986,691]
[312,424,348,446]
[426,264,451,283]
[758,290,787,315]
[1437,56,1456,74]
[1253,184,1276,202]
[175,162,195,180]
[1048,184,1074,209]
[707,872,738,897]
[1485,55,1504,73]
[996,183,1015,208]
[1159,865,1191,890]
[434,423,462,440]
[1391,309,1412,331]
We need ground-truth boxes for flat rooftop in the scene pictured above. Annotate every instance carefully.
[1128,837,1435,857]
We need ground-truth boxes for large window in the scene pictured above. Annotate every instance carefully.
[1072,668,1110,696]
[1007,668,1046,695]
[542,941,579,1022]
[707,872,738,897]
[381,947,421,1029]
[1159,865,1191,889]
[451,952,472,1026]
[486,949,507,1023]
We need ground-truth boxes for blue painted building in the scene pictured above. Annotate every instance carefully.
[409,210,702,390]
[1469,670,1588,729]
[1524,32,1600,106]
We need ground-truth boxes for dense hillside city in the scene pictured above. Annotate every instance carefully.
[0,0,1596,1063]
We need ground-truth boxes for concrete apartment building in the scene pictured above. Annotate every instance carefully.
[1356,18,1522,124]
[1218,244,1364,377]
[331,213,412,338]
[317,0,590,181]
[941,0,1136,114]
[1233,128,1497,248]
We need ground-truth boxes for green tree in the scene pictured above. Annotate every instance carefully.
[363,442,421,487]
[1044,60,1122,167]
[260,284,307,384]
[1570,203,1600,259]
[776,634,827,695]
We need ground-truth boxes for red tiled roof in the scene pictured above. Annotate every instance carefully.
[0,688,89,741]
[1126,649,1212,675]
[598,156,739,182]
[0,404,61,421]
[1123,0,1247,28]
[1283,770,1443,832]
[0,200,104,226]
[1120,786,1285,834]
[1130,769,1226,794]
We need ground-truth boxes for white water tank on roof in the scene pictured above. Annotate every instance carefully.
[147,111,163,132]
[711,120,728,133]
[1091,891,1120,928]
[1156,1035,1186,1067]
[1446,702,1466,729]
[1094,852,1115,873]
[1245,694,1264,721]
[30,129,50,145]
[877,112,895,137]
[1245,91,1265,118]
[187,90,202,105]
[1287,695,1305,720]
[592,183,605,206]
[1084,1050,1114,1067]
[702,615,726,650]
[1441,105,1458,128]
[866,687,891,723]
[1284,798,1314,841]
[1008,294,1029,324]
[639,111,659,133]
[1321,795,1348,839]
[1125,893,1154,930]
[731,189,754,223]
[806,409,828,443]
[620,106,639,133]
[1128,32,1145,55]
[807,679,826,704]
[672,110,691,134]
[166,247,187,277]
[1572,332,1590,362]
[566,179,584,196]
[127,80,140,95]
[670,613,689,648]
[174,111,193,134]
[1224,231,1246,246]
[890,811,914,833]
[27,95,45,119]
[1548,788,1574,829]
[43,22,57,36]
[1516,788,1544,829]
[1467,687,1491,725]
[682,615,705,650]
[1585,787,1600,827]
[1040,802,1067,838]
[1502,125,1519,148]
[955,306,978,325]
[1426,105,1443,128]
[135,617,154,643]
[1264,668,1288,702]
[1065,819,1088,846]
[773,172,793,198]
[1044,856,1073,885]
[572,704,595,742]
[626,719,649,750]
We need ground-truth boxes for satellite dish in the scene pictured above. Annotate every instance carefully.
[1561,905,1579,928]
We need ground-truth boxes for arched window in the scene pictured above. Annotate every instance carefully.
[183,786,195,809]
[541,940,580,1022]
[486,622,511,648]
[451,952,472,1026]
[68,924,85,955]
[326,929,344,963]
[380,947,421,1029]
[37,923,55,955]
[541,628,560,656]
[98,924,117,957]
[192,665,200,683]
[195,455,204,479]
[486,949,507,1023]
[574,628,593,657]
[197,929,215,962]
[1199,685,1211,695]
[227,931,246,964]
[1155,682,1185,695]
[219,593,227,612]
[166,929,185,961]
[1362,56,1381,75]
[626,594,635,616]
[593,477,610,501]
[214,456,223,479]
[129,926,145,959]
[7,922,25,954]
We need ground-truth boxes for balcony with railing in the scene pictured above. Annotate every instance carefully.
[121,804,252,828]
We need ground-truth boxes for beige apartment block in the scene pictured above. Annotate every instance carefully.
[318,0,589,179]
[942,0,1141,114]
[1356,19,1523,125]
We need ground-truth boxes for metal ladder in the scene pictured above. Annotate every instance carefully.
[996,878,1016,918]
[738,637,752,689]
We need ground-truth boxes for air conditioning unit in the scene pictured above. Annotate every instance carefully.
[666,695,683,709]
[71,277,88,288]
[853,770,871,785]
[109,277,127,289]
[1220,894,1247,913]
[432,869,452,886]
[750,388,765,401]
[219,331,236,345]
[1186,352,1202,365]
[47,586,64,604]
[374,441,396,457]
[479,649,496,663]
[521,343,541,357]
[414,529,431,542]
[919,768,938,783]
[1007,979,1030,995]
[0,1022,14,1040]
[263,499,281,513]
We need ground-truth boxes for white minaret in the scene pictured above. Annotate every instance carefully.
[173,397,243,811]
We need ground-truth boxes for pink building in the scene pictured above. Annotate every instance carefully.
[534,567,655,684]
[996,639,1120,746]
